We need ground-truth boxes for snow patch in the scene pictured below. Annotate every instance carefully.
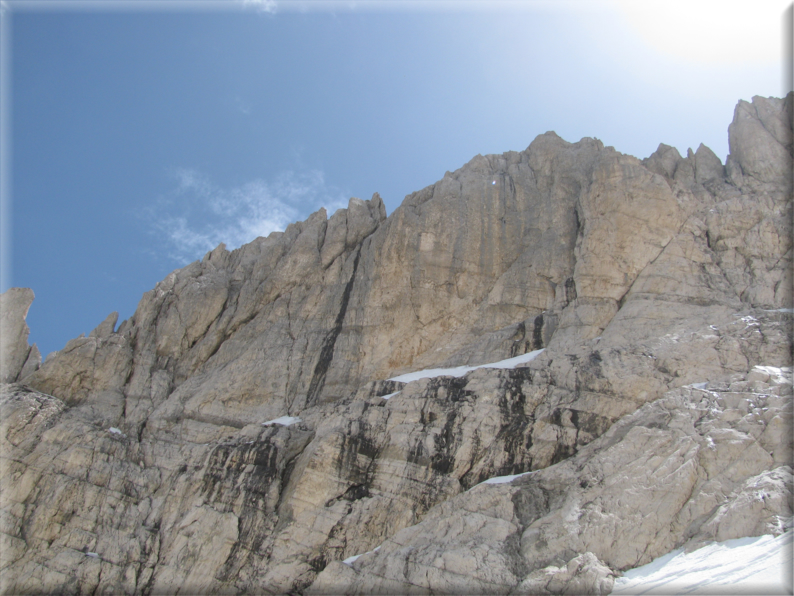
[343,545,382,566]
[85,552,99,558]
[389,349,545,384]
[611,529,793,594]
[753,365,792,383]
[389,365,472,383]
[107,427,125,436]
[477,470,537,486]
[480,349,546,369]
[262,416,302,427]
[380,392,400,400]
[740,315,759,327]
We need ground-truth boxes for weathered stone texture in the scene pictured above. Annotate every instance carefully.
[0,288,40,384]
[312,367,792,595]
[1,94,791,595]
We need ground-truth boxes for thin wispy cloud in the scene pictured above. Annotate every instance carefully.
[233,95,252,115]
[242,0,278,14]
[147,168,349,264]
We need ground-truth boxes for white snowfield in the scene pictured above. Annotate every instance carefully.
[261,416,302,427]
[388,349,545,384]
[611,529,793,594]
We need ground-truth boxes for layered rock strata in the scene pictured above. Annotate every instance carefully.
[310,366,793,595]
[0,94,791,594]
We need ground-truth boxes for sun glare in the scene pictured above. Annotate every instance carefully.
[613,0,787,65]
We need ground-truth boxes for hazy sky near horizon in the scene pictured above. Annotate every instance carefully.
[3,0,791,358]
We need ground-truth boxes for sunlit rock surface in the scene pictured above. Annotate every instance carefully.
[1,93,791,595]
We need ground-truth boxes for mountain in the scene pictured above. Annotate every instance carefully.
[1,93,791,595]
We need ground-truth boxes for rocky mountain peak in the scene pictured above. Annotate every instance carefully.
[1,93,791,595]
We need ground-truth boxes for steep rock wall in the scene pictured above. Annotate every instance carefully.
[0,94,791,594]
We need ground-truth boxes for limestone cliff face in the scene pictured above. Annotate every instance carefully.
[0,288,40,384]
[1,94,791,595]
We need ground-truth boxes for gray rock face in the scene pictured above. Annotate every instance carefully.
[1,94,791,594]
[311,366,792,595]
[0,288,40,384]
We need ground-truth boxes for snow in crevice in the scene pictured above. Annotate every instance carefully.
[261,416,302,427]
[468,470,538,489]
[388,349,544,384]
[686,382,709,390]
[753,365,792,381]
[342,553,362,565]
[611,529,793,594]
[380,392,400,400]
[343,545,381,566]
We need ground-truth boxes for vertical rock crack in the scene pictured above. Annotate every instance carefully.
[306,247,362,404]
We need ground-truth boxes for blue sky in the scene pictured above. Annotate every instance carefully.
[2,0,789,358]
